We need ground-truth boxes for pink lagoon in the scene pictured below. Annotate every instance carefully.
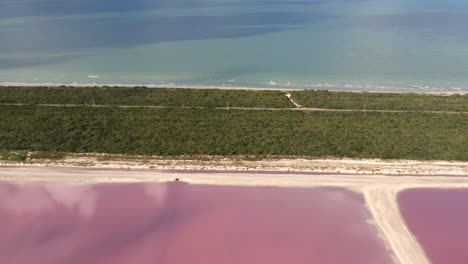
[399,188,468,264]
[0,182,394,264]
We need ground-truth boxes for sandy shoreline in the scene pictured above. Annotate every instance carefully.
[1,82,466,95]
[3,155,466,176]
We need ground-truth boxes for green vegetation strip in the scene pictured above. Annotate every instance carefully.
[291,90,468,112]
[0,86,293,108]
[1,105,466,161]
[0,150,27,161]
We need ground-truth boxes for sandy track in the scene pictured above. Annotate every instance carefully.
[1,166,468,264]
[364,187,430,264]
[2,103,466,114]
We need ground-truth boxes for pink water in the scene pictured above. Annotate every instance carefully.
[0,182,394,264]
[399,188,468,264]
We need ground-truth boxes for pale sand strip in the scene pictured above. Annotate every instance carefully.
[1,166,468,264]
[2,156,467,176]
[364,186,430,264]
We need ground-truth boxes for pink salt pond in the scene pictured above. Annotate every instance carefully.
[0,182,394,264]
[399,188,468,264]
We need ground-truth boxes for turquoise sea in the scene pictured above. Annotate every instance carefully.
[1,0,468,92]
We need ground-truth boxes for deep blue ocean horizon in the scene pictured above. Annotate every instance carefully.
[1,0,468,93]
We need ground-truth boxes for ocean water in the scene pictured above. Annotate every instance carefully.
[1,0,468,92]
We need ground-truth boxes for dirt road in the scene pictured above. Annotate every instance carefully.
[2,103,466,114]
